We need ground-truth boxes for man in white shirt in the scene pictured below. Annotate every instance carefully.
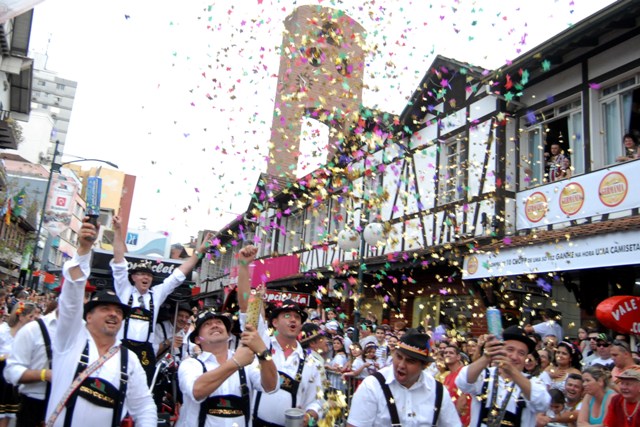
[46,219,156,427]
[588,334,614,369]
[455,325,550,427]
[236,245,325,427]
[347,329,461,427]
[177,309,278,427]
[110,215,210,383]
[5,308,56,426]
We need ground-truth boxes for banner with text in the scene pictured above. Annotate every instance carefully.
[463,229,640,279]
[516,160,639,230]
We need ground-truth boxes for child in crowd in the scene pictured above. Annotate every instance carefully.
[545,389,567,427]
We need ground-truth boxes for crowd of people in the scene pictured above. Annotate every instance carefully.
[0,219,638,427]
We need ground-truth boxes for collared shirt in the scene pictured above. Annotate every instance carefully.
[177,349,278,427]
[455,366,550,427]
[110,259,186,344]
[532,321,563,342]
[244,313,325,425]
[5,311,57,399]
[46,252,157,427]
[347,365,461,427]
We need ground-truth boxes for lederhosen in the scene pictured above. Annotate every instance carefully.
[194,358,250,427]
[372,371,443,427]
[63,342,128,427]
[16,319,52,427]
[252,349,306,427]
[476,369,526,427]
[121,293,155,384]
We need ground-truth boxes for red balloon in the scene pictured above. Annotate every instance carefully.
[595,296,640,334]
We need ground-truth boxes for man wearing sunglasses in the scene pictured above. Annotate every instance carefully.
[587,334,614,370]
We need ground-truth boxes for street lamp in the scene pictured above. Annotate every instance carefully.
[27,140,118,288]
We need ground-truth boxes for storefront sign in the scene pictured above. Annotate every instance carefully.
[596,296,640,334]
[516,161,638,229]
[263,290,310,307]
[463,229,640,279]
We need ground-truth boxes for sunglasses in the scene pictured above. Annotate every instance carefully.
[596,342,610,348]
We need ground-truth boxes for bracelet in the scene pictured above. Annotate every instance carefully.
[238,259,248,266]
[195,250,203,260]
[40,369,47,382]
[231,357,242,370]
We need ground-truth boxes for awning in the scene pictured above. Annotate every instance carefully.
[463,228,640,279]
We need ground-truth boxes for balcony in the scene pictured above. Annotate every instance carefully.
[0,111,20,150]
[515,159,639,232]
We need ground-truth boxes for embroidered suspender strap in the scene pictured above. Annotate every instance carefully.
[372,372,401,426]
[291,354,305,408]
[45,344,121,427]
[124,292,155,341]
[111,348,129,427]
[196,358,250,427]
[432,380,443,427]
[36,318,53,405]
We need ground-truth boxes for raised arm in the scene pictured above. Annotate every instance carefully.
[57,219,96,351]
[237,245,258,313]
[177,232,213,276]
[112,215,127,263]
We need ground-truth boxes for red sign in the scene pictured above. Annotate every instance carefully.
[595,296,640,334]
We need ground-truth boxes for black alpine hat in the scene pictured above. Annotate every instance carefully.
[503,325,536,354]
[300,322,324,345]
[128,260,154,284]
[190,309,232,343]
[396,328,433,363]
[267,299,308,323]
[83,290,131,320]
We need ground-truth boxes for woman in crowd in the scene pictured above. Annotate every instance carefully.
[577,366,616,426]
[542,341,583,392]
[0,302,38,427]
[539,348,553,371]
[326,336,348,392]
[525,350,543,378]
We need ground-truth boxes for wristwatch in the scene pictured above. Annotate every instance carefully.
[256,349,270,361]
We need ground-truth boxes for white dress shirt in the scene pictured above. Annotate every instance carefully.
[5,311,57,399]
[242,313,325,425]
[177,350,278,427]
[347,365,461,427]
[110,259,186,344]
[46,252,157,427]
[455,366,551,427]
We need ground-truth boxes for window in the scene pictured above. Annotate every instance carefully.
[599,79,640,167]
[439,136,467,204]
[56,83,65,90]
[520,98,582,187]
[38,81,45,86]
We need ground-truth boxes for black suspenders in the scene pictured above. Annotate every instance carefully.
[476,369,526,427]
[195,358,250,427]
[253,347,306,422]
[63,342,129,427]
[124,291,154,341]
[36,318,52,406]
[372,371,443,427]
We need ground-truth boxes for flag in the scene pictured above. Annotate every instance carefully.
[4,197,10,225]
[12,188,26,218]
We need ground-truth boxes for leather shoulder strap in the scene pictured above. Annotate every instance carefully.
[372,371,400,426]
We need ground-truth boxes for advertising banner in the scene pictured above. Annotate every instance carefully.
[516,160,639,230]
[463,229,640,279]
[43,173,78,236]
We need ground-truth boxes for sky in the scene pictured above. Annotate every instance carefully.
[27,0,616,243]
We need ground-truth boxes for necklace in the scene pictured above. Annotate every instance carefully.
[623,400,639,423]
